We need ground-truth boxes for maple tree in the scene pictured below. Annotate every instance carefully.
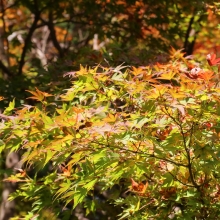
[1,48,220,219]
[1,0,220,219]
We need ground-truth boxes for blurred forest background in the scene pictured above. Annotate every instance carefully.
[1,0,220,219]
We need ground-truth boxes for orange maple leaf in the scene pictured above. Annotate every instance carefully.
[198,70,214,81]
[60,164,71,177]
[14,168,26,177]
[160,187,177,199]
[130,178,148,195]
[206,54,220,66]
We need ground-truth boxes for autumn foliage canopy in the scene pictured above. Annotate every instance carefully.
[1,48,220,219]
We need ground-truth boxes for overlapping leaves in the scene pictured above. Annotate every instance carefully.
[1,50,220,219]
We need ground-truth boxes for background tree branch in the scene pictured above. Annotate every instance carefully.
[47,10,64,58]
[18,0,41,75]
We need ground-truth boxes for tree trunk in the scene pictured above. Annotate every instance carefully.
[0,152,21,220]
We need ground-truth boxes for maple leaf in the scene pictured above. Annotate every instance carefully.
[72,107,84,114]
[184,60,195,70]
[131,178,139,190]
[26,87,52,101]
[157,71,176,80]
[206,54,220,66]
[156,126,173,141]
[60,164,71,177]
[89,123,113,136]
[172,103,185,116]
[4,173,26,182]
[169,47,185,59]
[75,65,88,75]
[160,187,176,199]
[169,89,186,99]
[103,113,118,123]
[130,178,148,195]
[198,70,214,81]
[14,168,26,177]
[131,66,143,76]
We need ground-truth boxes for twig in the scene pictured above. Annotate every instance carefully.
[168,171,194,188]
[162,105,200,189]
[90,140,188,168]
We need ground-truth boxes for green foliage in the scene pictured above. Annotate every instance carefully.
[1,49,220,219]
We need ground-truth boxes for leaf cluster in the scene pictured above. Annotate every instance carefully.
[2,49,220,219]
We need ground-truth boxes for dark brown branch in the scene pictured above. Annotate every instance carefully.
[183,16,195,55]
[183,11,203,56]
[0,60,13,76]
[18,1,40,75]
[47,11,64,58]
[0,0,10,67]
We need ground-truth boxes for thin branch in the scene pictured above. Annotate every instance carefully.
[90,140,188,168]
[168,171,194,188]
[150,153,188,168]
[162,105,200,188]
